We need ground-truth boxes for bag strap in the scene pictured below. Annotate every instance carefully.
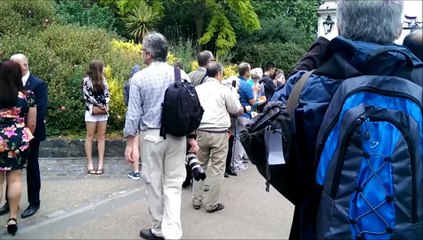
[199,74,207,85]
[174,66,181,83]
[285,70,314,116]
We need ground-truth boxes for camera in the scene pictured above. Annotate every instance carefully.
[186,152,206,181]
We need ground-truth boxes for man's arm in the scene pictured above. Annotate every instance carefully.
[225,88,244,116]
[35,80,48,122]
[124,77,143,138]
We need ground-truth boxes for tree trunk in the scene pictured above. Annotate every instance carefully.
[194,4,205,52]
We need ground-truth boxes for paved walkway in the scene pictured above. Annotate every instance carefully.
[0,161,294,239]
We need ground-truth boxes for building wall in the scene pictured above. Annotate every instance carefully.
[317,0,421,44]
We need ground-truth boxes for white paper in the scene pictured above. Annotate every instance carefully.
[265,128,286,165]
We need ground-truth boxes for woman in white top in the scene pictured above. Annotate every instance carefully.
[82,60,110,175]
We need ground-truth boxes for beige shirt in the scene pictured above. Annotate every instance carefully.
[195,78,243,132]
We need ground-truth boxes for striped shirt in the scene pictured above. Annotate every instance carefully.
[124,61,190,137]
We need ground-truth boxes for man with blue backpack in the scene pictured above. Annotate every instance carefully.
[242,1,423,239]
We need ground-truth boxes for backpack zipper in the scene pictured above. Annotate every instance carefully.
[331,115,418,223]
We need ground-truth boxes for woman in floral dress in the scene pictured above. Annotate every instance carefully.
[82,60,110,175]
[0,60,36,235]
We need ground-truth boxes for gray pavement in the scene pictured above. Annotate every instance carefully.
[0,162,294,239]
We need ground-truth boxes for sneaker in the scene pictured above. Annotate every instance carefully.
[206,203,225,213]
[234,164,248,172]
[128,172,141,180]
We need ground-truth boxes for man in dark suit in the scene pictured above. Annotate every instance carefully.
[0,54,48,218]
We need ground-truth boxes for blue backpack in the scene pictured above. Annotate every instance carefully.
[315,49,423,239]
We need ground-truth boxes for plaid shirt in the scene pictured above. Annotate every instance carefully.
[124,61,190,137]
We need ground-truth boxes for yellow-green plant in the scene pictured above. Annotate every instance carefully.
[223,64,238,79]
[191,61,199,72]
[104,65,126,129]
[111,39,142,54]
[166,52,178,65]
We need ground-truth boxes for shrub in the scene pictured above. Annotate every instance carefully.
[55,0,118,31]
[234,42,306,76]
[0,0,57,36]
[0,24,141,136]
[168,38,196,72]
[223,64,238,79]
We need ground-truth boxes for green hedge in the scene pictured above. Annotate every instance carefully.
[234,42,307,76]
[0,0,141,136]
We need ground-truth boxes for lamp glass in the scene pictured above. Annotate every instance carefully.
[323,15,335,34]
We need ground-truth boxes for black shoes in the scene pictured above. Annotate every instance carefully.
[0,203,10,215]
[225,169,237,176]
[7,218,18,235]
[21,204,40,219]
[139,229,164,240]
[206,203,225,213]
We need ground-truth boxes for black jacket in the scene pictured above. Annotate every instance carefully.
[26,74,48,142]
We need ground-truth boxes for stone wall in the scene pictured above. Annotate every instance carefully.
[38,139,132,177]
[40,139,126,159]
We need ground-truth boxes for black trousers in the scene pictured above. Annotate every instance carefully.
[6,140,41,206]
[225,135,234,172]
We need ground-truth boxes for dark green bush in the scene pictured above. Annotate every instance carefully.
[234,42,307,76]
[55,0,118,31]
[0,0,57,35]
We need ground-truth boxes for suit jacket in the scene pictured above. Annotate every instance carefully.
[188,67,207,86]
[25,74,48,142]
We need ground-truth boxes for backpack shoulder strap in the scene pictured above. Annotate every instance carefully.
[286,70,314,115]
[174,66,181,83]
[199,74,207,85]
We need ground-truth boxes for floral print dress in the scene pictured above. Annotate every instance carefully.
[0,91,35,171]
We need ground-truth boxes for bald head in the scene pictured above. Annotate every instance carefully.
[10,54,29,75]
[206,61,223,80]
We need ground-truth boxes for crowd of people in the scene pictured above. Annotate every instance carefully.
[0,0,422,238]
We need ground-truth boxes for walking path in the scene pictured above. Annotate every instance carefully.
[0,161,294,239]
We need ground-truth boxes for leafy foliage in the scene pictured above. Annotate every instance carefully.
[252,0,319,39]
[55,0,118,31]
[234,42,307,76]
[0,0,57,36]
[125,1,161,41]
[168,38,196,72]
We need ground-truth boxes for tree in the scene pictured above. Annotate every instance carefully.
[183,0,260,55]
[252,0,319,40]
[125,1,161,42]
[100,0,260,56]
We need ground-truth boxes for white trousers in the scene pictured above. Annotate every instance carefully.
[140,129,186,239]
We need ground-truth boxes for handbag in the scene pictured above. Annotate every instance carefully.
[92,106,107,115]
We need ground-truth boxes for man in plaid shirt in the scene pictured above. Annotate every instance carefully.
[124,32,198,240]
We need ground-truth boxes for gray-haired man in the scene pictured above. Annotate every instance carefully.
[124,32,198,240]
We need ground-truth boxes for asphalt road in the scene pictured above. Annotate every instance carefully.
[0,163,294,239]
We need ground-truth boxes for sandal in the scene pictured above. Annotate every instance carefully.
[87,166,96,175]
[96,168,104,175]
[7,218,18,235]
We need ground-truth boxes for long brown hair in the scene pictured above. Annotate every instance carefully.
[0,60,24,107]
[86,60,104,92]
